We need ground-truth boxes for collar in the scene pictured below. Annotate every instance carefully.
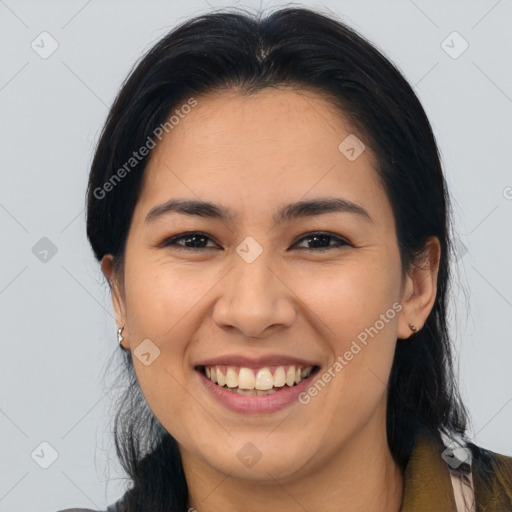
[400,431,458,511]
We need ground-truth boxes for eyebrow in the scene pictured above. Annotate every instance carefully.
[145,197,373,225]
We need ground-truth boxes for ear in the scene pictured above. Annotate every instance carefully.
[397,236,441,340]
[101,254,128,340]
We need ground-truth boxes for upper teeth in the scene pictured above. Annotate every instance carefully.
[204,365,313,390]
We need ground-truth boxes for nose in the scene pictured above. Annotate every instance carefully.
[212,251,297,339]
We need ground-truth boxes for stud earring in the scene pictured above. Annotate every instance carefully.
[117,327,126,349]
[409,324,419,333]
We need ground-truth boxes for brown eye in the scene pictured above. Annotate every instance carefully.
[293,232,351,251]
[160,232,220,250]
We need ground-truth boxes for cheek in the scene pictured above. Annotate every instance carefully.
[294,250,401,340]
[131,359,205,451]
[296,252,401,408]
[123,256,204,342]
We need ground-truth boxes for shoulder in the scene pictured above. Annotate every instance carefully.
[56,489,129,512]
[56,507,119,512]
[470,441,512,477]
[56,503,122,512]
[469,441,512,508]
[56,509,99,512]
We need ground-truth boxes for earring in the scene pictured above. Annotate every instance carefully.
[117,327,126,349]
[409,324,419,333]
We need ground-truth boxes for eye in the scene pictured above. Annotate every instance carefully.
[159,231,351,252]
[292,232,351,251]
[159,231,219,250]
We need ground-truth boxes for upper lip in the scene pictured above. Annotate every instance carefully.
[195,354,321,369]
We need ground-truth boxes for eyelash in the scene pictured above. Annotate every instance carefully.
[159,231,352,252]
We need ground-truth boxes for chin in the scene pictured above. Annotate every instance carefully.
[196,435,317,482]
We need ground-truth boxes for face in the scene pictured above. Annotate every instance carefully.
[103,88,438,484]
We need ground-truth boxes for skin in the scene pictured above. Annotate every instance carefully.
[102,88,440,512]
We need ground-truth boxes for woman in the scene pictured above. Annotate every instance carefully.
[61,6,512,512]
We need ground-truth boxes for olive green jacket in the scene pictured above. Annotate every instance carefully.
[401,431,512,511]
[58,431,512,512]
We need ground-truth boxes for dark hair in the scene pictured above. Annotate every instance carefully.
[87,6,470,511]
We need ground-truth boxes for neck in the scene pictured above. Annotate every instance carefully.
[183,409,404,512]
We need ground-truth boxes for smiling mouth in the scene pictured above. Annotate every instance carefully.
[198,364,320,396]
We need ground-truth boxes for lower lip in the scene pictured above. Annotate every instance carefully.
[196,368,318,414]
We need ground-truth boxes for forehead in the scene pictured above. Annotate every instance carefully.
[151,87,368,160]
[135,88,390,229]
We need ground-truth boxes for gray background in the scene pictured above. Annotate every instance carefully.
[1,0,511,510]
